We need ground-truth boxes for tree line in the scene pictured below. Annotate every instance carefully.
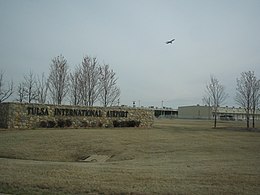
[203,71,260,129]
[0,54,120,107]
[1,60,259,128]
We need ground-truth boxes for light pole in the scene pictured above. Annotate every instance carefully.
[133,101,136,108]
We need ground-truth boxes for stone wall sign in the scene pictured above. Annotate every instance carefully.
[0,102,154,129]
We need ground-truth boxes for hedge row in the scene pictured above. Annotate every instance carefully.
[39,120,141,128]
[113,120,140,127]
[39,119,72,128]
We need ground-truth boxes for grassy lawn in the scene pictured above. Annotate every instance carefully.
[0,119,260,194]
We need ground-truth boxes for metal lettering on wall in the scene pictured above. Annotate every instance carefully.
[27,107,128,118]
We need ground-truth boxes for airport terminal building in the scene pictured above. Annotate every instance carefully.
[178,105,260,120]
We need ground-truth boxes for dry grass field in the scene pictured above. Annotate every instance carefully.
[0,119,260,194]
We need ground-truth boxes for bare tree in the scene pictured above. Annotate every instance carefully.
[79,56,100,106]
[0,70,13,103]
[235,71,253,128]
[236,71,260,128]
[36,73,49,104]
[99,64,120,107]
[16,82,26,102]
[205,75,228,128]
[69,66,81,105]
[48,55,69,105]
[23,71,37,103]
[251,75,260,128]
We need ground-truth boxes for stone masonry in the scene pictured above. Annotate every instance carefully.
[0,102,154,129]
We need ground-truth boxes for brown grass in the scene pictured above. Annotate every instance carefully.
[0,119,260,194]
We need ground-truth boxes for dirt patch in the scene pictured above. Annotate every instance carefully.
[79,154,111,163]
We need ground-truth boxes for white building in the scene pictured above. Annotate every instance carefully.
[178,105,260,120]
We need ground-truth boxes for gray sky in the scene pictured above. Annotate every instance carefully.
[0,0,260,108]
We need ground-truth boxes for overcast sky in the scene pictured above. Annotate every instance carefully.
[0,0,260,108]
